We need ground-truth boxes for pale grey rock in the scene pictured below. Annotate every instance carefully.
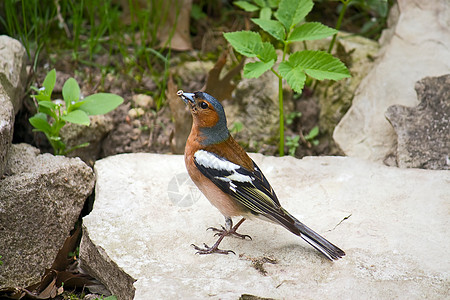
[334,0,450,163]
[60,114,114,165]
[0,85,14,176]
[0,143,95,287]
[386,74,450,170]
[81,153,449,299]
[0,35,27,114]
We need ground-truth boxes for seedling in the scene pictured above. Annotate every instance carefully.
[29,69,124,155]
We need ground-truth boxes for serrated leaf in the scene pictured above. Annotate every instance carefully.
[286,50,350,80]
[62,78,80,107]
[243,60,275,78]
[42,69,56,97]
[78,93,124,115]
[233,1,259,12]
[29,114,51,133]
[287,22,337,42]
[253,0,265,7]
[258,42,277,63]
[61,110,90,125]
[275,0,314,31]
[259,7,272,20]
[251,18,285,41]
[268,0,279,8]
[278,61,307,93]
[224,31,263,57]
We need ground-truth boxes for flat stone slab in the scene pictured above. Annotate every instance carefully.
[81,153,449,299]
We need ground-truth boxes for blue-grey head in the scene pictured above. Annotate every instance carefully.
[177,90,229,146]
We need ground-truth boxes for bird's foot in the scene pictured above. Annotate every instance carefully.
[207,226,252,240]
[191,243,235,255]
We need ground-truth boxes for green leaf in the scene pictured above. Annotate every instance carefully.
[34,93,51,102]
[42,69,56,98]
[38,100,57,110]
[251,18,285,41]
[61,110,90,125]
[305,125,319,140]
[78,93,124,115]
[259,7,272,20]
[258,42,277,63]
[253,0,266,7]
[29,114,51,133]
[223,31,263,57]
[244,60,275,78]
[275,0,314,31]
[67,100,86,113]
[62,78,81,107]
[268,0,279,8]
[287,50,351,81]
[278,61,307,93]
[287,22,337,42]
[38,105,57,119]
[233,1,259,11]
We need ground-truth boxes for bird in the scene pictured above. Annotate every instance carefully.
[177,90,345,260]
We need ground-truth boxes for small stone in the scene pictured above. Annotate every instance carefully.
[132,94,154,109]
[128,108,145,119]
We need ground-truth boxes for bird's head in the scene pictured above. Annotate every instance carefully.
[177,90,229,145]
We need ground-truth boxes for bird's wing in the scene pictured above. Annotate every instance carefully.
[194,150,295,225]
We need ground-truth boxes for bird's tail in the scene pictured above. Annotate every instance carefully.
[276,209,346,260]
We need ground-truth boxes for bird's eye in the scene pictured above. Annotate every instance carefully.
[199,101,209,109]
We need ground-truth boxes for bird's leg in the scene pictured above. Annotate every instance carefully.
[191,218,251,255]
[208,217,252,240]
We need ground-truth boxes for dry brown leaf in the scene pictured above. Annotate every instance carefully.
[167,75,191,154]
[204,50,245,101]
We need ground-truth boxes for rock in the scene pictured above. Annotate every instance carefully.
[0,36,27,176]
[132,94,154,109]
[0,35,27,114]
[0,85,14,177]
[0,143,95,287]
[60,114,114,165]
[333,0,450,163]
[231,54,293,153]
[316,34,380,138]
[128,108,145,119]
[385,75,450,170]
[81,153,449,299]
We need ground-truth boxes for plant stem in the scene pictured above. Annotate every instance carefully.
[276,41,290,156]
[327,0,350,53]
[278,74,284,156]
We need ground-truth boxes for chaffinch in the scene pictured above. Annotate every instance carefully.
[178,90,345,260]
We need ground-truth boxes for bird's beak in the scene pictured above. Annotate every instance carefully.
[177,90,195,106]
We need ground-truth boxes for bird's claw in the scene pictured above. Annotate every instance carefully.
[191,243,235,255]
[207,226,252,240]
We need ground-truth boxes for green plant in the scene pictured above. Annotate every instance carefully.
[29,69,124,155]
[286,111,302,125]
[225,0,350,156]
[304,125,319,146]
[0,255,3,266]
[325,0,390,50]
[233,0,280,20]
[286,135,300,156]
[230,121,244,135]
